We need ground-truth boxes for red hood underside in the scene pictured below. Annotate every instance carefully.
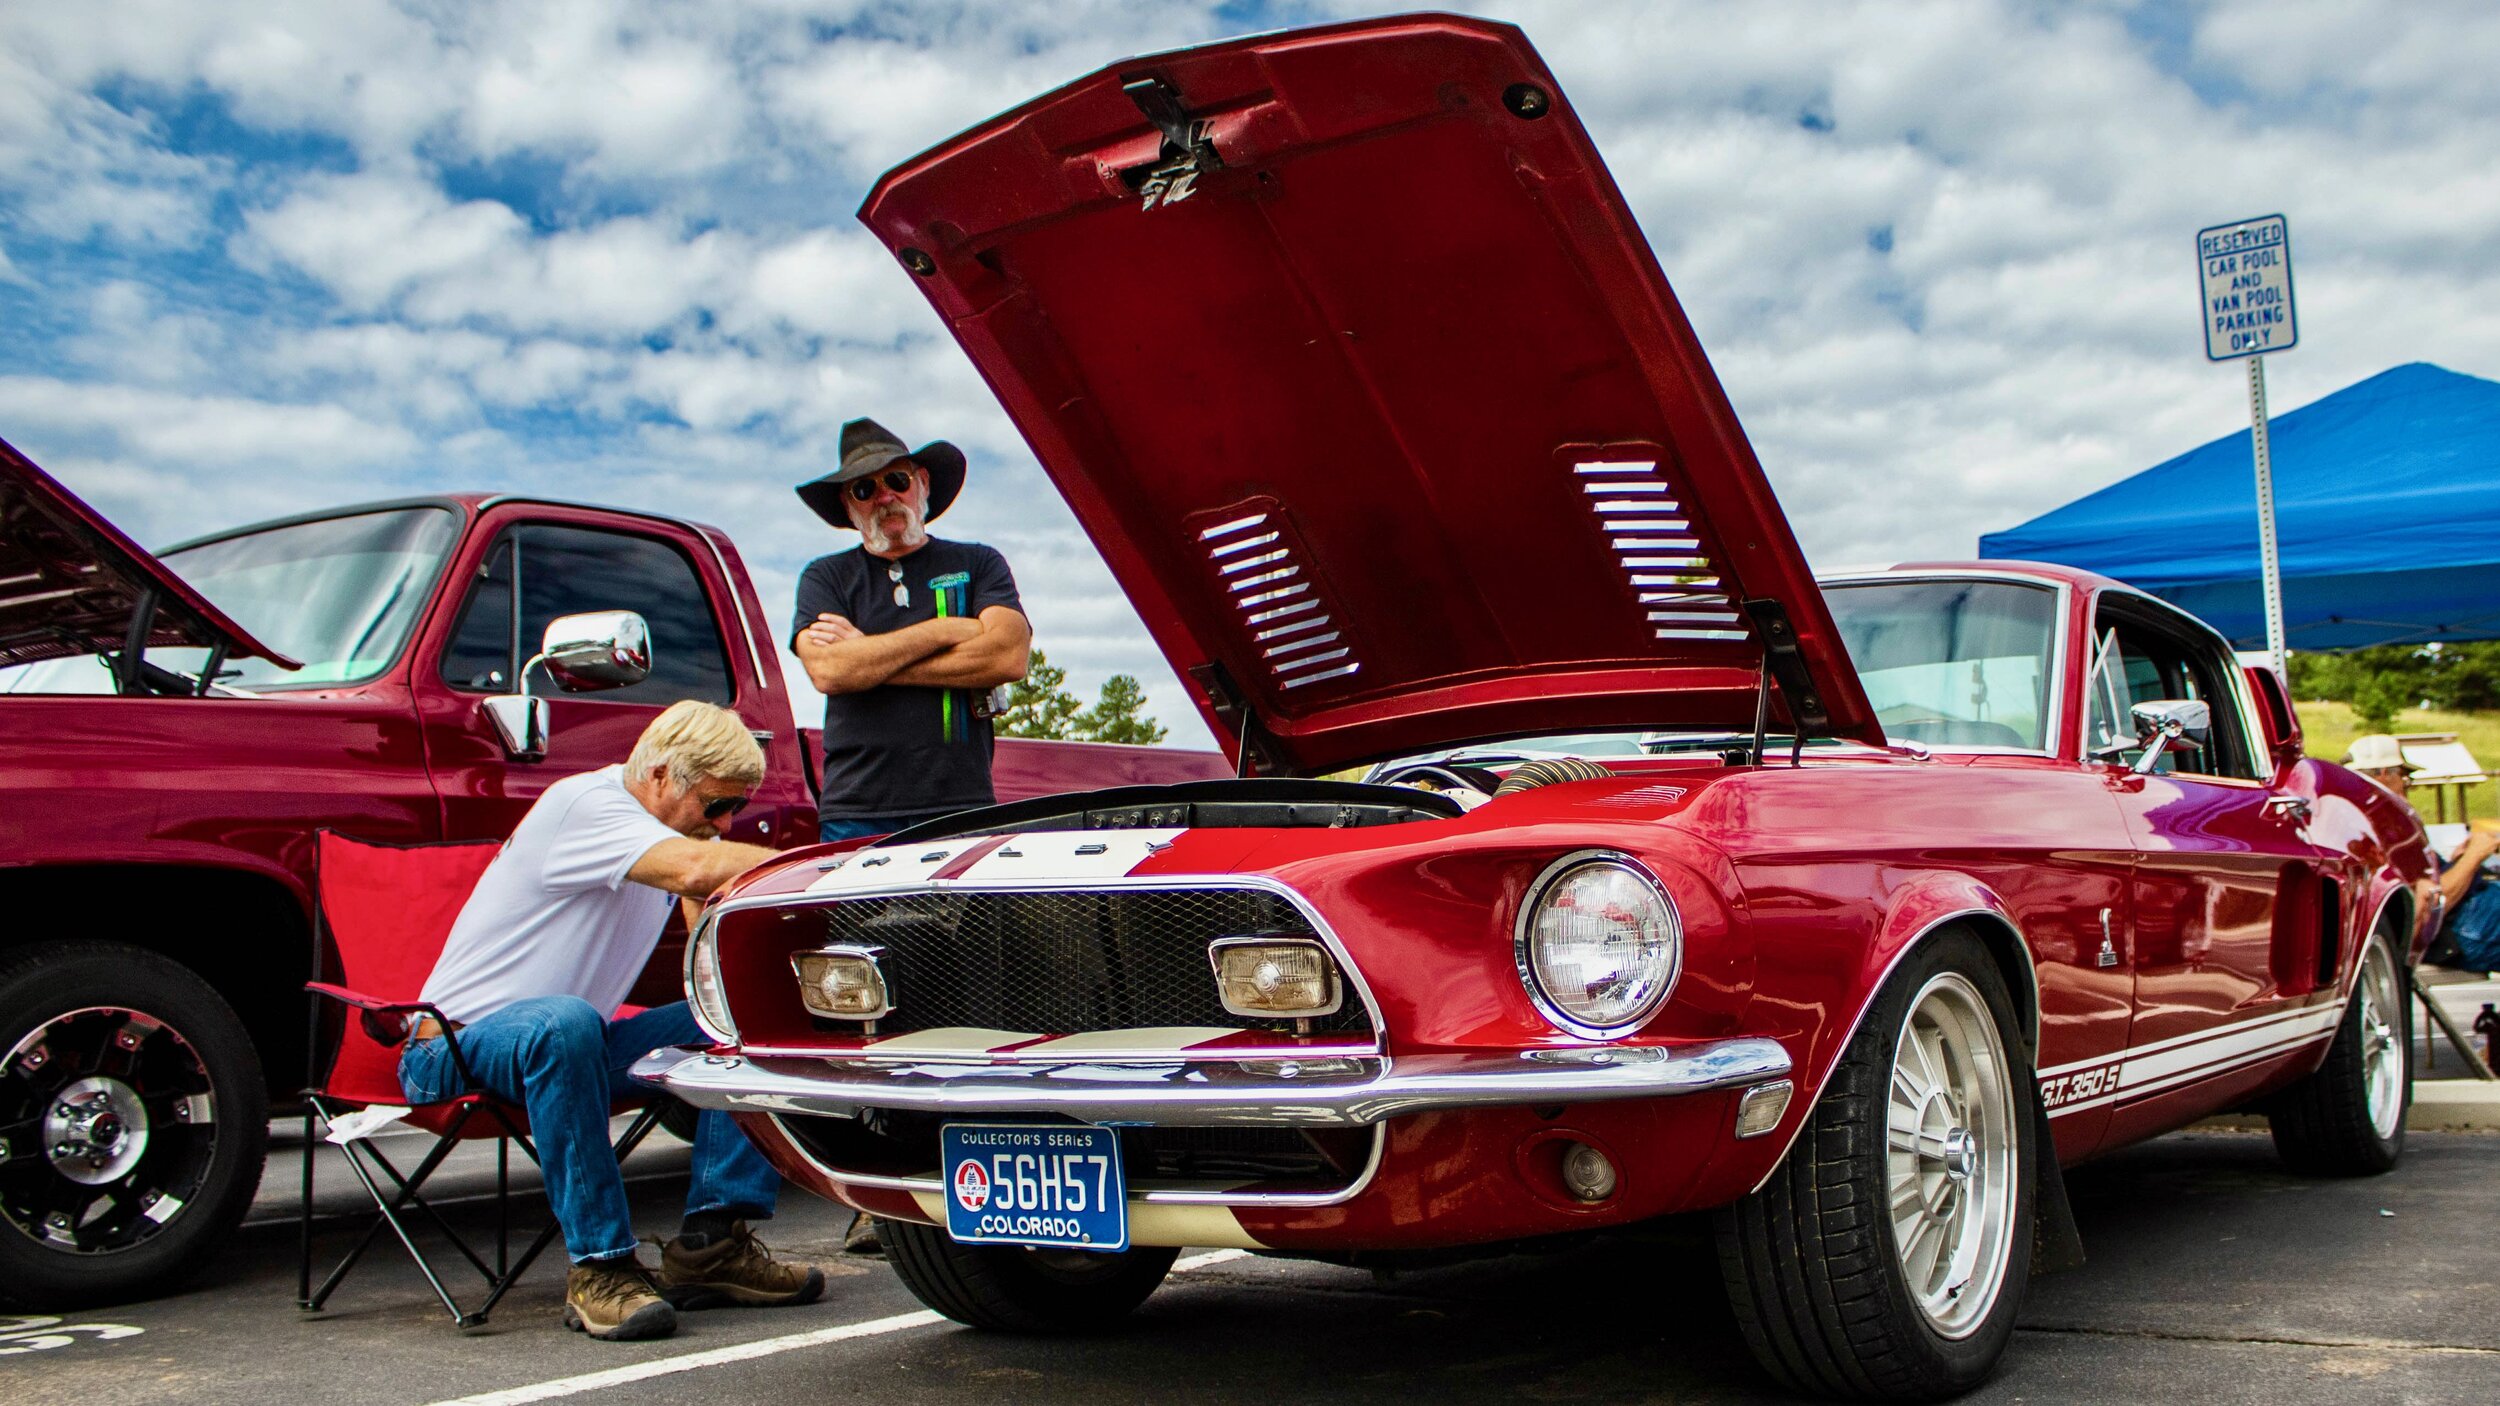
[0,437,295,672]
[860,14,1875,772]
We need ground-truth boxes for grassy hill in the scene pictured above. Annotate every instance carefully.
[2297,700,2497,821]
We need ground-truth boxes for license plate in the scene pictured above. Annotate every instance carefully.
[939,1123,1128,1252]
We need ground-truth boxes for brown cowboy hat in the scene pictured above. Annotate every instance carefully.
[795,417,966,529]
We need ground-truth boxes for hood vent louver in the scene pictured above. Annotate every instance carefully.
[1199,508,1362,691]
[1574,458,1751,643]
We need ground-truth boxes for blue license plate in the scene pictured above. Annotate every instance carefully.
[939,1123,1128,1252]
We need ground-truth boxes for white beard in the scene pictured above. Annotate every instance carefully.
[861,505,928,557]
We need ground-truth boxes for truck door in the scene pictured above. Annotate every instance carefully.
[415,508,753,840]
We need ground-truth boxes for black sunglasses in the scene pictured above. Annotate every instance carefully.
[846,468,917,502]
[701,794,751,821]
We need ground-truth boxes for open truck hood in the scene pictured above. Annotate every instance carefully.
[0,436,296,672]
[860,14,1875,772]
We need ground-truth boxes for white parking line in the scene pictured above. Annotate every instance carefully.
[422,1250,1249,1406]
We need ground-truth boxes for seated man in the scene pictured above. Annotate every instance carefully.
[402,700,823,1341]
[2349,733,2500,970]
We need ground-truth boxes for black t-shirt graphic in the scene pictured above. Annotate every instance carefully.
[790,539,1023,819]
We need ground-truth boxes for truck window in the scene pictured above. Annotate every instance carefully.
[441,524,734,705]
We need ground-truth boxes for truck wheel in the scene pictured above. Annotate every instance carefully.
[880,1217,1177,1332]
[2269,929,2409,1176]
[1716,931,2036,1400]
[0,942,266,1308]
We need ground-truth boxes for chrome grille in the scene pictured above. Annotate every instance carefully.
[812,887,1374,1039]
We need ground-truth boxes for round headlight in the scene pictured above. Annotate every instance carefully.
[1517,855,1681,1037]
[684,909,739,1044]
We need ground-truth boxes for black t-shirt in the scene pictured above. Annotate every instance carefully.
[791,538,1023,819]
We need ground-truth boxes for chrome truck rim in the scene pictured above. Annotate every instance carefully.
[1885,972,2018,1339]
[1,1007,219,1254]
[2357,940,2405,1141]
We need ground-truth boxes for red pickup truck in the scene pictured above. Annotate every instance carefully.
[0,438,1225,1306]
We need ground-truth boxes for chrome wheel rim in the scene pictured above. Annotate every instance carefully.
[1886,972,2018,1340]
[2357,940,2405,1141]
[1,1007,219,1254]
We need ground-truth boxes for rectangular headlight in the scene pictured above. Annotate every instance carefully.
[1209,936,1342,1018]
[792,946,892,1022]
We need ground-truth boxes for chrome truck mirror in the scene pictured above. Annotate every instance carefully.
[534,610,652,693]
[481,610,652,760]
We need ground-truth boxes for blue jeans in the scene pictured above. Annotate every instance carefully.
[819,810,955,844]
[398,997,779,1264]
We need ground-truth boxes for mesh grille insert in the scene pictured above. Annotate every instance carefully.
[813,887,1374,1039]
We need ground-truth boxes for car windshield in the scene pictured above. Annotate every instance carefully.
[0,507,460,694]
[1820,579,2058,751]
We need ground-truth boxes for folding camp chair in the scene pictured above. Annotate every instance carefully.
[297,831,664,1327]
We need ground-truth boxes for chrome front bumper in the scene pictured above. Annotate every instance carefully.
[630,1038,1792,1129]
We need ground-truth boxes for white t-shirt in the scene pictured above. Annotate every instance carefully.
[421,765,684,1025]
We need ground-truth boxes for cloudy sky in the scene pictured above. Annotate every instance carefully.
[5,1,2495,748]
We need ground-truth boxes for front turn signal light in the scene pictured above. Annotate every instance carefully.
[792,946,892,1026]
[1209,936,1342,1019]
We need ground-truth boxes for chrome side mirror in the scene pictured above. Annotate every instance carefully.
[481,610,651,760]
[534,610,651,693]
[2125,699,2210,774]
[482,694,549,761]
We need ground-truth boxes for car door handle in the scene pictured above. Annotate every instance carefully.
[2264,796,2312,823]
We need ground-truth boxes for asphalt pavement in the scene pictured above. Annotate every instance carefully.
[6,1125,2496,1405]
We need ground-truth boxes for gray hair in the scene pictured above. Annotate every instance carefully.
[626,700,765,790]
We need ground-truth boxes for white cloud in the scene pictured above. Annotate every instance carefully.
[8,0,2500,750]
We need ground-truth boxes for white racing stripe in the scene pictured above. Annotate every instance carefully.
[420,1250,1248,1406]
[2040,999,2347,1119]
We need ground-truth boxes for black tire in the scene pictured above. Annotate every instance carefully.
[880,1216,1177,1332]
[1715,930,2037,1401]
[2269,928,2409,1176]
[0,942,267,1309]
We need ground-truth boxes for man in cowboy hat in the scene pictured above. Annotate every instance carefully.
[790,417,1030,845]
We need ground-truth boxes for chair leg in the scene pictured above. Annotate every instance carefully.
[297,1098,320,1309]
[324,1132,483,1327]
[496,1136,511,1279]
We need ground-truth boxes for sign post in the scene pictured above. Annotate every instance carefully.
[2197,214,2298,679]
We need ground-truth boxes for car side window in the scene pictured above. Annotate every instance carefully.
[2088,605,2258,781]
[440,524,734,705]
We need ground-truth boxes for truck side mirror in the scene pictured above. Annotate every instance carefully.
[481,610,653,760]
[535,611,652,693]
[482,694,549,761]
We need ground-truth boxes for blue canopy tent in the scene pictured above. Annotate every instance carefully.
[1979,362,2500,649]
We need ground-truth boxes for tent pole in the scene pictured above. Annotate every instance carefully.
[2247,354,2288,680]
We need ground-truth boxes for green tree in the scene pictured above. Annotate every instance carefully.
[2351,672,2407,731]
[1074,673,1167,744]
[993,648,1083,739]
[993,649,1170,744]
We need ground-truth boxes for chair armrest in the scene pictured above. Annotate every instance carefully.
[305,984,453,1050]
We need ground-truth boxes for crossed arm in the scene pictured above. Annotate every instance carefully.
[793,605,1031,697]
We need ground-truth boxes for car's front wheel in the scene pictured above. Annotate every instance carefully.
[881,1217,1177,1332]
[2268,927,2409,1176]
[0,942,267,1309]
[1716,930,2037,1400]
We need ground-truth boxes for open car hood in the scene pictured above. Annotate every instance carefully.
[861,15,1876,772]
[0,436,297,672]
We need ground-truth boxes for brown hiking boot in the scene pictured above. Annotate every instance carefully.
[563,1257,678,1341]
[660,1221,826,1309]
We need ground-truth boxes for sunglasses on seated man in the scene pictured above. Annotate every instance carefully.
[701,794,751,821]
[845,468,918,502]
